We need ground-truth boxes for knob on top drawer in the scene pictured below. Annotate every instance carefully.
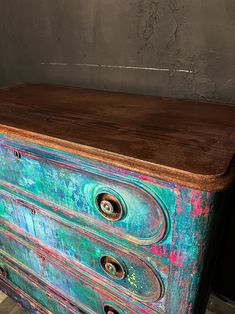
[96,193,124,221]
[0,139,170,245]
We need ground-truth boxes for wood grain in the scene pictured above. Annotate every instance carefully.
[0,84,234,191]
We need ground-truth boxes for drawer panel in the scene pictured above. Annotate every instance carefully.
[0,189,163,302]
[1,279,51,314]
[0,138,168,245]
[0,228,158,314]
[0,259,85,314]
[0,255,129,314]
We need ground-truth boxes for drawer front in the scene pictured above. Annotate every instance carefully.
[0,189,163,302]
[0,139,168,245]
[0,259,85,314]
[0,228,158,314]
[1,279,51,314]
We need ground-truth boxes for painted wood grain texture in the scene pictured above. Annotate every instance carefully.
[0,135,224,314]
[0,84,234,191]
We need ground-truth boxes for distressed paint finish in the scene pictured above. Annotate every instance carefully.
[0,262,85,314]
[0,136,169,246]
[0,279,50,314]
[167,188,217,313]
[0,135,220,314]
[0,237,154,314]
[0,188,162,302]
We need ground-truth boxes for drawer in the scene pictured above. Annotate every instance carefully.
[1,279,51,314]
[0,138,169,245]
[0,255,129,314]
[0,188,163,302]
[0,259,85,314]
[0,228,159,314]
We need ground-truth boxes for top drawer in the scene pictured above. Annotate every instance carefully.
[0,137,170,245]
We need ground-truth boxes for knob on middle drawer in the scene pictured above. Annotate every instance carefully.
[100,256,125,280]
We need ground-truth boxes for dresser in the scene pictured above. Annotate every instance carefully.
[0,84,234,314]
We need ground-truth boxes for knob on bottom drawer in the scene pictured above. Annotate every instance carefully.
[104,305,120,314]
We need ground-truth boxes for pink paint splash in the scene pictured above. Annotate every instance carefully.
[191,198,201,217]
[190,201,209,218]
[176,206,183,214]
[190,197,195,204]
[180,280,184,287]
[138,174,158,185]
[149,245,167,257]
[139,175,150,182]
[170,251,184,268]
[190,191,210,218]
[188,303,193,313]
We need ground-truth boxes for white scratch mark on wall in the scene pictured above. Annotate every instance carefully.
[40,62,193,74]
[41,62,68,66]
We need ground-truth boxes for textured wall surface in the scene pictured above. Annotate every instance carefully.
[0,0,235,103]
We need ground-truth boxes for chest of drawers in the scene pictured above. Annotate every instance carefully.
[0,84,234,314]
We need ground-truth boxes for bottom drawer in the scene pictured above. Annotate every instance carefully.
[1,279,50,314]
[0,257,87,314]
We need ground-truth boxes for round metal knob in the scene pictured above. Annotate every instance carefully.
[96,193,123,221]
[100,200,114,215]
[104,305,120,314]
[100,256,125,280]
[105,262,117,276]
[0,265,7,278]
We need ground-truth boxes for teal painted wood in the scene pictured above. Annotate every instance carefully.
[0,280,49,314]
[0,135,221,314]
[0,188,162,302]
[0,136,170,246]
[0,262,85,314]
[0,236,152,314]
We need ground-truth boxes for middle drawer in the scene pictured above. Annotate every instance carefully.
[0,228,159,314]
[0,187,163,303]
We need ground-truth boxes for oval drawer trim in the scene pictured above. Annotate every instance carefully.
[0,191,163,302]
[0,139,169,245]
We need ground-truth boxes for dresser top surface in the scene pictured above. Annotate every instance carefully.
[0,84,234,191]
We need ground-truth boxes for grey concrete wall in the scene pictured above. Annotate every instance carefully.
[0,0,235,103]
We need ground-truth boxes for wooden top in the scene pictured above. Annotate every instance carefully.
[0,84,234,191]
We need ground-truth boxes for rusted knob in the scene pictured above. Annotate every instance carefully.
[104,305,120,314]
[96,193,123,221]
[100,256,125,280]
[0,265,7,278]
